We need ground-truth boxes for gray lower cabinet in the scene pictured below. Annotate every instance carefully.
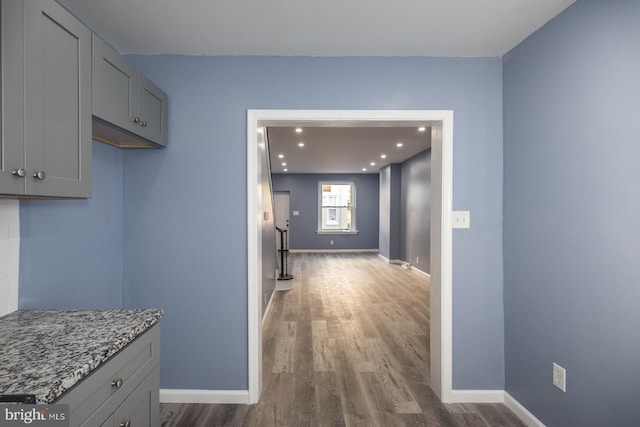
[92,35,167,148]
[56,325,160,427]
[0,0,92,198]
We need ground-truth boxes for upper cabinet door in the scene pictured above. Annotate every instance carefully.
[91,35,168,149]
[0,0,26,195]
[23,0,92,198]
[92,35,139,135]
[138,74,168,147]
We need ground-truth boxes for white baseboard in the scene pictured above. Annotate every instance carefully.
[412,266,431,279]
[262,289,275,325]
[377,254,403,264]
[377,253,430,275]
[449,390,544,426]
[160,389,249,404]
[450,389,505,403]
[290,249,378,254]
[504,392,546,427]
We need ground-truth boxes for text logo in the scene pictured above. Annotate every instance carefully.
[0,405,68,427]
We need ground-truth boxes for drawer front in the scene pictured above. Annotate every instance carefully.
[57,325,160,427]
[113,367,159,427]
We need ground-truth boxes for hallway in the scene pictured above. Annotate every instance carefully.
[161,253,523,426]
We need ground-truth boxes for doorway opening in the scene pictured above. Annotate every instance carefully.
[247,110,454,404]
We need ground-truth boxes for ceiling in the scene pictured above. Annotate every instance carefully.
[56,0,574,174]
[57,0,575,57]
[267,127,430,174]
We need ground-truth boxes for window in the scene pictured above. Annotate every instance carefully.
[318,182,357,234]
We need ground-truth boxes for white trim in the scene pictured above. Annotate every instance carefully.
[377,254,403,265]
[262,288,276,326]
[290,248,378,254]
[318,181,356,233]
[246,113,262,404]
[247,109,453,405]
[412,266,431,279]
[430,111,454,402]
[450,389,504,403]
[315,230,359,235]
[0,200,20,316]
[160,389,249,404]
[504,392,546,427]
[448,390,546,427]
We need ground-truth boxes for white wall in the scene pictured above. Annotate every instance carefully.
[0,200,19,316]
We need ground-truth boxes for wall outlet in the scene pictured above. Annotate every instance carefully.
[416,256,420,264]
[553,362,566,392]
[330,240,334,245]
[452,211,471,229]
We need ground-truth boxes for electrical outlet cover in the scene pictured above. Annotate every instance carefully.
[553,362,566,392]
[452,211,470,229]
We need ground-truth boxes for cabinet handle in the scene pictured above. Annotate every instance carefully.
[139,121,147,128]
[32,171,46,180]
[11,168,26,178]
[111,378,123,389]
[119,420,131,427]
[131,117,140,124]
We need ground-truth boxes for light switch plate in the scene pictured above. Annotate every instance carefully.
[293,211,300,216]
[553,362,566,392]
[452,211,470,229]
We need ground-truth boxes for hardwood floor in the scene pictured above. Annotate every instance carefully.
[160,253,524,427]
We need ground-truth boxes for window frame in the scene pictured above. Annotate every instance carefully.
[317,181,358,234]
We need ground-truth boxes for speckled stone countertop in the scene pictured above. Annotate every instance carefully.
[0,309,163,404]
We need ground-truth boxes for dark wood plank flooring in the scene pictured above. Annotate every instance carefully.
[160,253,524,427]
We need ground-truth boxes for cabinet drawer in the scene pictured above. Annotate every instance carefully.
[56,325,160,427]
[112,367,159,427]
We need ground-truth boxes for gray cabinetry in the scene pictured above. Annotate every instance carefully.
[92,35,167,148]
[56,325,160,427]
[0,0,91,198]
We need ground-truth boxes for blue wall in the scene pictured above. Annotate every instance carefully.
[503,0,640,425]
[17,55,503,392]
[272,173,379,250]
[19,141,123,309]
[379,164,401,260]
[401,149,431,273]
[122,55,504,391]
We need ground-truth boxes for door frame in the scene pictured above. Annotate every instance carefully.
[247,109,454,403]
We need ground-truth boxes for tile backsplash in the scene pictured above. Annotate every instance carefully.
[0,200,19,316]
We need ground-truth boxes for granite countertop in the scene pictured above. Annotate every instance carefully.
[0,309,163,404]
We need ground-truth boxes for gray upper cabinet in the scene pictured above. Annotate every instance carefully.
[91,36,139,138]
[92,36,167,148]
[0,0,92,198]
[137,75,167,145]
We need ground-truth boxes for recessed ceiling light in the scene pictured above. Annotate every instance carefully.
[298,142,305,147]
[362,168,367,171]
[295,128,303,133]
[278,154,284,159]
[418,126,426,132]
[370,162,375,166]
[380,154,387,159]
[397,142,403,148]
[282,162,287,166]
[284,168,288,172]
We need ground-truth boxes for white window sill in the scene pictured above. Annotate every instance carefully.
[316,230,359,235]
